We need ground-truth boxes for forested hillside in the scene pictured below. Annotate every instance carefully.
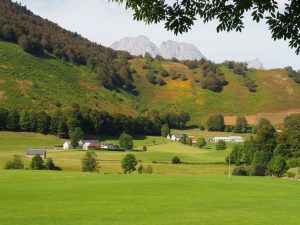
[1,0,300,126]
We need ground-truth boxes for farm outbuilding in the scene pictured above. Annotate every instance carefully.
[26,149,47,159]
[63,141,73,149]
[211,136,243,143]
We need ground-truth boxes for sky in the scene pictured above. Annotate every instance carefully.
[14,0,300,69]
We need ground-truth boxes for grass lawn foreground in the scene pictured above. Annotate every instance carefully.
[0,170,300,225]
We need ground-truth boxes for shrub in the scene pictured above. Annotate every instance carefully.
[216,140,227,150]
[195,138,206,148]
[172,156,181,164]
[224,125,233,132]
[181,74,188,81]
[232,166,249,176]
[286,157,300,168]
[186,138,193,146]
[30,155,44,170]
[161,124,170,137]
[159,68,169,77]
[143,145,147,151]
[146,73,157,84]
[171,71,180,80]
[81,151,99,172]
[119,132,133,150]
[137,164,144,174]
[179,137,187,144]
[199,124,205,130]
[267,155,286,177]
[157,77,166,86]
[44,158,61,170]
[284,171,296,178]
[250,151,272,176]
[121,154,137,174]
[4,155,24,169]
[145,165,153,174]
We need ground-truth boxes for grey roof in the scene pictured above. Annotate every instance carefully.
[26,149,46,155]
[173,134,187,138]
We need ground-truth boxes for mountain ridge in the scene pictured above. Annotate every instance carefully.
[110,36,205,60]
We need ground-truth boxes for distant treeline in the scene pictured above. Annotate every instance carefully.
[0,104,190,138]
[0,0,135,90]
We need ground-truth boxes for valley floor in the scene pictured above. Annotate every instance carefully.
[1,131,300,224]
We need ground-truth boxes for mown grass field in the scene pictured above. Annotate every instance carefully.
[1,170,300,225]
[1,132,300,225]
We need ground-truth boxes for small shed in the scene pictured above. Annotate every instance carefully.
[26,149,47,159]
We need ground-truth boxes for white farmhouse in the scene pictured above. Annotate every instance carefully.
[63,141,73,149]
[167,134,187,141]
[211,136,243,143]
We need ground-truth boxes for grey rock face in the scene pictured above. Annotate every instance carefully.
[159,40,205,60]
[110,35,159,57]
[110,36,205,60]
[246,59,264,69]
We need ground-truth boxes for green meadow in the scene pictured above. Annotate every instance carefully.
[0,131,300,225]
[1,170,300,225]
[0,131,233,174]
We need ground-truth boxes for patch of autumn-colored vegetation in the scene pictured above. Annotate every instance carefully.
[15,79,33,96]
[0,64,8,69]
[167,79,191,89]
[0,91,4,99]
[196,98,204,105]
[79,82,98,90]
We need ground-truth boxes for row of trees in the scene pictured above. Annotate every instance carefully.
[82,151,153,174]
[206,114,252,133]
[0,0,135,90]
[4,155,60,171]
[229,115,300,177]
[0,105,190,138]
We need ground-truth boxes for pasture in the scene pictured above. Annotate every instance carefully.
[0,170,300,225]
[0,130,240,174]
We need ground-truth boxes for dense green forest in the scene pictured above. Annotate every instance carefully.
[0,104,191,138]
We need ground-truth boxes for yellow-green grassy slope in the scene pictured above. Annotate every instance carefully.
[2,40,300,124]
[0,41,138,115]
[130,58,300,124]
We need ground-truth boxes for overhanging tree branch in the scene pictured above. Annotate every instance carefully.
[110,0,300,54]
